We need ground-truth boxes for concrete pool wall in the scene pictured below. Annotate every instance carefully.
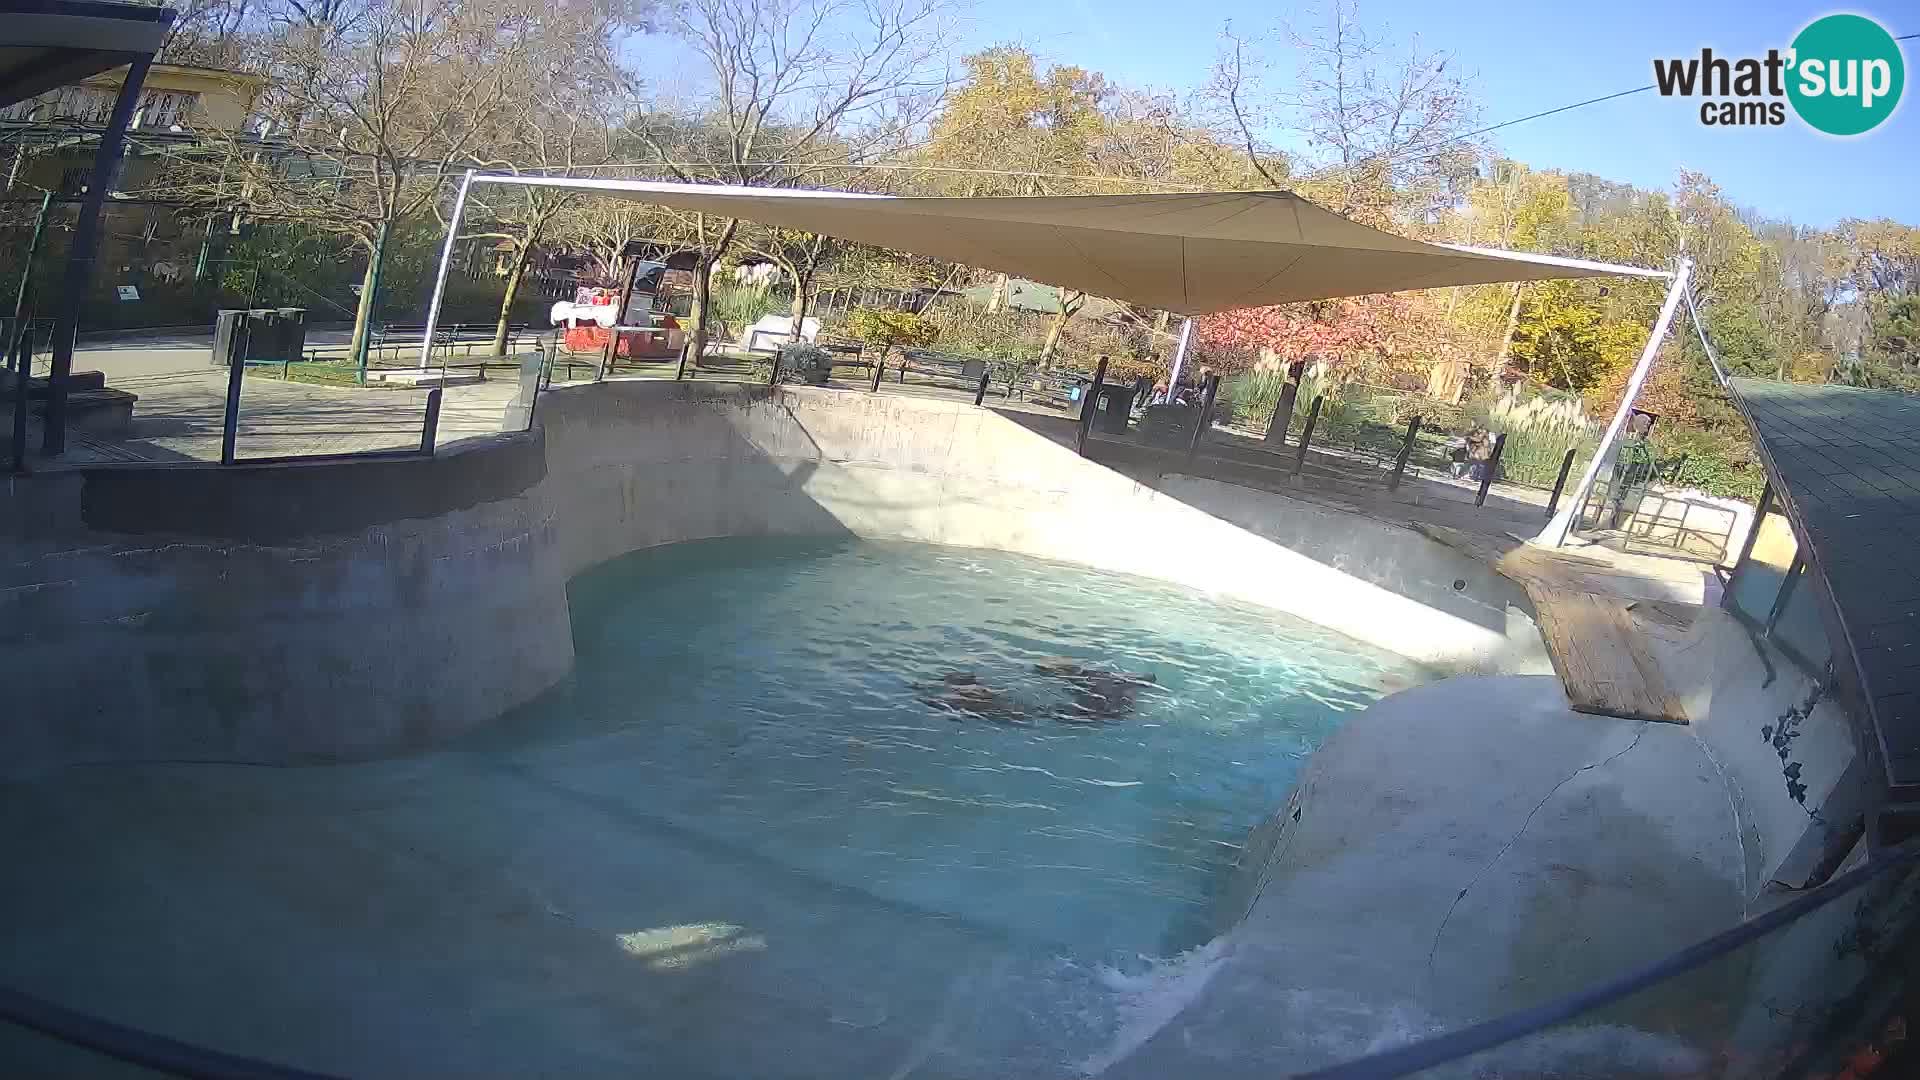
[2,379,1541,775]
[1,377,1894,1076]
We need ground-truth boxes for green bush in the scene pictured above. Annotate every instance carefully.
[1470,387,1600,487]
[709,285,782,341]
[1650,426,1766,502]
[1832,358,1920,393]
[775,342,834,384]
[846,306,938,349]
[918,302,1045,361]
[1230,369,1289,429]
[1381,395,1473,432]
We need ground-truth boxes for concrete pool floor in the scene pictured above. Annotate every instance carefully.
[0,676,1749,1080]
[0,749,1085,1078]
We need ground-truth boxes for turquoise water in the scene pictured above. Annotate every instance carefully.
[0,538,1432,1078]
[477,538,1428,961]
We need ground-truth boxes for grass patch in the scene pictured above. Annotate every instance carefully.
[242,361,400,388]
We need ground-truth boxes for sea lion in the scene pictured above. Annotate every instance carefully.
[1035,658,1157,688]
[1060,674,1142,722]
[919,680,1032,725]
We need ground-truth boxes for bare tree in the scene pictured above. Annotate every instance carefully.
[1201,26,1287,189]
[633,0,956,367]
[1202,1,1479,226]
[163,0,537,370]
[158,0,258,67]
[1038,289,1086,367]
[458,7,643,353]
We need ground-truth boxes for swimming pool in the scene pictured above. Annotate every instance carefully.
[0,538,1427,1077]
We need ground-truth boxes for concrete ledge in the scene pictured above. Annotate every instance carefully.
[1108,675,1747,1077]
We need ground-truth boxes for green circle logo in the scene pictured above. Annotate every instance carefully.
[1787,14,1905,136]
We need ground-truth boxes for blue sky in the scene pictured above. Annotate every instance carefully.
[952,0,1917,226]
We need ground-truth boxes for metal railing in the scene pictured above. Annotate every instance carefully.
[209,312,504,467]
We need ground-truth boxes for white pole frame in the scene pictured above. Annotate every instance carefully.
[419,168,477,371]
[1535,257,1692,548]
[1167,316,1193,391]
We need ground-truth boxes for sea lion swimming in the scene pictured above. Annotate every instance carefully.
[917,675,1032,725]
[1033,660,1158,722]
[1034,658,1157,687]
[1060,674,1144,722]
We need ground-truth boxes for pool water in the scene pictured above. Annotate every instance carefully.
[0,538,1428,1078]
[502,538,1425,960]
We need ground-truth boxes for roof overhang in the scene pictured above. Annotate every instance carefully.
[0,0,174,110]
[478,176,1669,315]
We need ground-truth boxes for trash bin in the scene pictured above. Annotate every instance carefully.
[1095,385,1136,433]
[210,309,248,367]
[275,307,307,364]
[244,308,279,365]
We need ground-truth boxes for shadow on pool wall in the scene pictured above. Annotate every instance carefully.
[1,378,1541,776]
[539,381,1546,667]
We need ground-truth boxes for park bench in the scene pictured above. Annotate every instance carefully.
[300,322,533,367]
[1023,369,1089,410]
[895,347,991,391]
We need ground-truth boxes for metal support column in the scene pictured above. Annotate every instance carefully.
[44,54,152,455]
[10,190,51,362]
[1185,373,1220,464]
[1076,357,1109,457]
[419,388,443,454]
[1388,416,1422,490]
[1545,448,1579,520]
[1732,482,1773,571]
[1165,316,1193,392]
[1475,433,1507,507]
[1536,258,1691,547]
[1292,395,1324,476]
[419,169,475,372]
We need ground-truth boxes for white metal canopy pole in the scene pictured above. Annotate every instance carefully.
[418,168,476,371]
[1166,316,1194,390]
[1535,257,1691,548]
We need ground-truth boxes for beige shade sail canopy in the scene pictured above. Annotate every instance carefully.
[483,176,1668,315]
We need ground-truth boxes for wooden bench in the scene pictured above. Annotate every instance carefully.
[1024,370,1090,410]
[895,348,990,390]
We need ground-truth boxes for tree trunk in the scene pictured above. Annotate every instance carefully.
[685,259,714,370]
[1038,292,1083,368]
[347,220,389,379]
[1039,305,1069,367]
[684,219,739,371]
[348,258,378,372]
[790,272,812,330]
[1494,284,1524,373]
[986,274,1008,313]
[492,248,527,356]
